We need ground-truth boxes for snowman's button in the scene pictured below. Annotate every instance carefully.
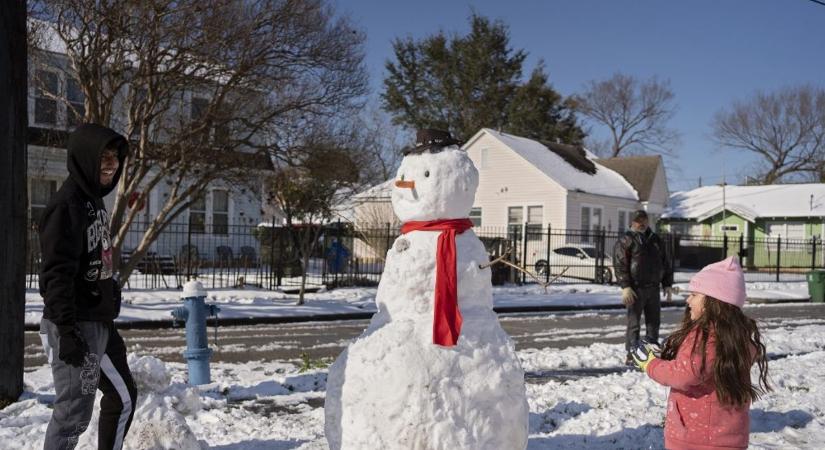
[394,238,410,253]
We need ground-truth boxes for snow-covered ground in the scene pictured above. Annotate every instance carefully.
[23,280,811,326]
[3,320,823,449]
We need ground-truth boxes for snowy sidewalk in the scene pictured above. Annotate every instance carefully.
[24,281,812,328]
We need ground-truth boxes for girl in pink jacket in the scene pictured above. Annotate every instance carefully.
[632,256,770,450]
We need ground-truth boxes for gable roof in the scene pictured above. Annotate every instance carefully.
[663,183,825,221]
[596,155,662,201]
[464,128,638,200]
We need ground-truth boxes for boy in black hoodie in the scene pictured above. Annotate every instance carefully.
[39,123,137,450]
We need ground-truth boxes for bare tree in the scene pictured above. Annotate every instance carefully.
[30,0,367,285]
[265,125,362,304]
[575,73,679,157]
[0,0,27,407]
[353,104,408,185]
[713,85,825,184]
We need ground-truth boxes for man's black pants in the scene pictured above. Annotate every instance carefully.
[625,285,661,353]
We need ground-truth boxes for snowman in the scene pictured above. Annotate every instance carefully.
[325,129,528,450]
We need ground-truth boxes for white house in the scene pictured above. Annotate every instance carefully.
[26,29,275,264]
[351,129,671,236]
[462,129,668,234]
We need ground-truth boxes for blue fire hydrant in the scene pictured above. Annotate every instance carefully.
[171,280,220,385]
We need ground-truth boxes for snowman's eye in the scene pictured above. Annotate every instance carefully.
[424,170,430,178]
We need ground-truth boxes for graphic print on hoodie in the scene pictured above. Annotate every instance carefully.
[39,123,128,326]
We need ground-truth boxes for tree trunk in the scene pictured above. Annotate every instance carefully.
[0,0,28,406]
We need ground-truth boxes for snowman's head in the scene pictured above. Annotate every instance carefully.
[392,146,479,222]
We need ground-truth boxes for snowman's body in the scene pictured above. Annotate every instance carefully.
[325,146,528,450]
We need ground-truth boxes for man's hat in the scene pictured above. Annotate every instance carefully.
[631,210,649,223]
[403,128,462,155]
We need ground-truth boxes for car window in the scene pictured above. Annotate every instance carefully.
[580,248,597,258]
[553,247,575,256]
[580,247,610,259]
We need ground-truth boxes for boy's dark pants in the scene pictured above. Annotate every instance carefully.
[625,285,662,352]
[40,319,137,450]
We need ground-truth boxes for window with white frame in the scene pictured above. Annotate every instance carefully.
[30,179,57,224]
[191,96,209,121]
[581,205,602,242]
[527,205,543,240]
[469,207,482,227]
[765,221,805,249]
[35,70,59,125]
[581,206,590,233]
[618,209,633,233]
[189,195,206,234]
[212,190,229,235]
[507,206,523,239]
[66,78,85,127]
[719,224,739,233]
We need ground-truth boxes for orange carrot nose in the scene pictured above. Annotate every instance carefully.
[395,180,415,189]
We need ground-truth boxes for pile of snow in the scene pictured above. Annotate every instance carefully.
[71,355,203,450]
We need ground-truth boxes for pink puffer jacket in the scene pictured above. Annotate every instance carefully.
[646,328,751,450]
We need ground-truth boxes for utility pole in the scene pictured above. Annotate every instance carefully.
[0,0,28,406]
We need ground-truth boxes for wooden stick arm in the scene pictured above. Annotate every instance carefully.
[478,247,569,293]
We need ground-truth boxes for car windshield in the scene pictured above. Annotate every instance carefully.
[580,247,607,259]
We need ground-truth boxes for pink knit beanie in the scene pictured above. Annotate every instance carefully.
[688,256,746,308]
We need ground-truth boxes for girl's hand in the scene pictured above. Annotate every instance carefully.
[631,340,659,372]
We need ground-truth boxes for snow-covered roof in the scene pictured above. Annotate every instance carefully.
[663,184,825,221]
[465,129,639,200]
[352,179,394,201]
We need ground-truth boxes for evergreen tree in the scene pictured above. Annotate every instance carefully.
[382,14,584,144]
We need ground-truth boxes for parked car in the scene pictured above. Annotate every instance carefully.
[534,244,613,284]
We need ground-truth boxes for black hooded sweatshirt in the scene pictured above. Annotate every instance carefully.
[39,123,128,327]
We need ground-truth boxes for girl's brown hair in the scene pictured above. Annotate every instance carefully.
[661,296,771,407]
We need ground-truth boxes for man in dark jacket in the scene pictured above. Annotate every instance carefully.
[39,123,137,450]
[612,210,674,365]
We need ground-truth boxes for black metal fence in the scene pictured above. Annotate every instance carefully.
[25,221,824,291]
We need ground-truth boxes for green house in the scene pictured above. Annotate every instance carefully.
[660,184,825,269]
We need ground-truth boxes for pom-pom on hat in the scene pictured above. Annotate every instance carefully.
[688,256,746,308]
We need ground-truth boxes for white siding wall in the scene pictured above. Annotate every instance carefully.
[643,162,670,224]
[465,133,567,230]
[566,191,640,231]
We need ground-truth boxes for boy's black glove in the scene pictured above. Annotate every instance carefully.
[57,326,89,367]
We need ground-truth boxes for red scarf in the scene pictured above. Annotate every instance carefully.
[401,218,474,347]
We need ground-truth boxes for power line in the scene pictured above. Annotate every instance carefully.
[808,0,825,7]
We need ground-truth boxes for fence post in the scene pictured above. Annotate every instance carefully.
[722,233,728,260]
[521,222,528,284]
[545,223,552,283]
[812,237,817,272]
[738,234,744,266]
[776,236,781,282]
[268,217,275,290]
[277,220,285,287]
[593,228,600,283]
[186,214,193,281]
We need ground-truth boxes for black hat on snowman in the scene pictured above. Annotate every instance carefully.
[403,128,462,155]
